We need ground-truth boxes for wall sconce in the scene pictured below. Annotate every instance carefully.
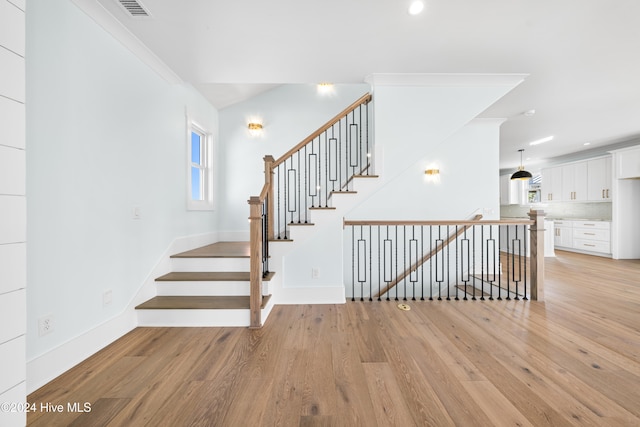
[247,122,263,137]
[317,82,335,95]
[424,167,440,183]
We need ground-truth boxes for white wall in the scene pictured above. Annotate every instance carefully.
[217,84,370,236]
[349,118,504,220]
[0,0,26,425]
[26,0,217,380]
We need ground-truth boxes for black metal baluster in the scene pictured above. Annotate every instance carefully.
[446,225,451,301]
[515,225,521,300]
[455,225,459,301]
[489,225,494,301]
[437,226,443,301]
[369,225,373,301]
[523,224,528,300]
[277,165,281,239]
[481,225,485,301]
[411,226,417,301]
[304,145,308,223]
[401,226,407,301]
[420,225,425,301]
[395,226,399,301]
[463,227,469,301]
[377,226,381,301]
[385,226,391,301]
[324,132,329,207]
[297,150,301,223]
[429,225,433,301]
[366,101,370,175]
[359,105,363,172]
[472,225,476,300]
[351,226,356,301]
[497,225,502,300]
[506,225,511,300]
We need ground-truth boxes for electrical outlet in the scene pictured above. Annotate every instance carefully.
[103,289,113,307]
[132,206,141,219]
[312,268,320,279]
[38,315,54,336]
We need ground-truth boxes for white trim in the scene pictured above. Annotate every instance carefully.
[26,310,136,394]
[364,73,528,87]
[70,0,181,84]
[27,232,219,394]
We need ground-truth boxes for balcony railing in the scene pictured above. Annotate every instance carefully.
[343,210,545,302]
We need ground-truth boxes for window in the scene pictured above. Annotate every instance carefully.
[187,119,213,210]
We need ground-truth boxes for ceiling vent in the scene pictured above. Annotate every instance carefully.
[116,0,151,17]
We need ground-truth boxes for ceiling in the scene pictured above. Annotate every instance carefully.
[78,0,640,170]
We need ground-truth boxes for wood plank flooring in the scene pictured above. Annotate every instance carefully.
[28,251,640,426]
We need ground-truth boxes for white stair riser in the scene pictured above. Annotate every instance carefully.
[137,308,251,327]
[137,303,274,327]
[170,257,250,272]
[156,281,270,296]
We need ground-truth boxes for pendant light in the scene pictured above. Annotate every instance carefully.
[511,149,533,180]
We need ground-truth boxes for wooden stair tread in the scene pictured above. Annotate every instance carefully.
[135,295,271,310]
[353,175,379,178]
[309,206,336,210]
[156,271,275,282]
[171,241,250,258]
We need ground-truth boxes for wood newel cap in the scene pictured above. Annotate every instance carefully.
[263,155,275,163]
[248,196,262,205]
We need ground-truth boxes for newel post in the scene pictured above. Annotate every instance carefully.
[264,155,275,240]
[248,196,263,328]
[528,209,545,301]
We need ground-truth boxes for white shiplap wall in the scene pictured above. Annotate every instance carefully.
[0,0,26,426]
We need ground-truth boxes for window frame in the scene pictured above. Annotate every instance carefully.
[186,118,214,211]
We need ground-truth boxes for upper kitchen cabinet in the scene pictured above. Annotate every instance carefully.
[616,146,640,179]
[562,161,588,201]
[587,156,612,200]
[541,166,562,201]
[542,157,613,202]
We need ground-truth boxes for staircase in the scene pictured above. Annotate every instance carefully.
[135,241,275,327]
[135,93,375,327]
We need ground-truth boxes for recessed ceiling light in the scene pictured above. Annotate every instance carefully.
[529,135,554,146]
[523,109,536,117]
[583,142,591,146]
[408,1,424,15]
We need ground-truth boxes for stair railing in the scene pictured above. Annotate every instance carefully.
[248,93,373,327]
[343,210,545,302]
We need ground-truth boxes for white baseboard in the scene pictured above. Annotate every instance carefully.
[26,310,136,394]
[27,232,219,395]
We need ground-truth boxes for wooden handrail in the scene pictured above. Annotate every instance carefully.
[344,218,533,227]
[273,93,372,168]
[258,182,269,202]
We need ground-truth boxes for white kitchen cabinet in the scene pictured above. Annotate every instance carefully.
[561,161,588,201]
[541,166,562,202]
[554,220,611,256]
[553,221,573,248]
[617,146,640,179]
[587,157,612,200]
[572,221,610,254]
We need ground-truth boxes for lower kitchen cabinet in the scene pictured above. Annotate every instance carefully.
[554,220,611,256]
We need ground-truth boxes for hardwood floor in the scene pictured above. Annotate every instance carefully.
[28,251,640,426]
